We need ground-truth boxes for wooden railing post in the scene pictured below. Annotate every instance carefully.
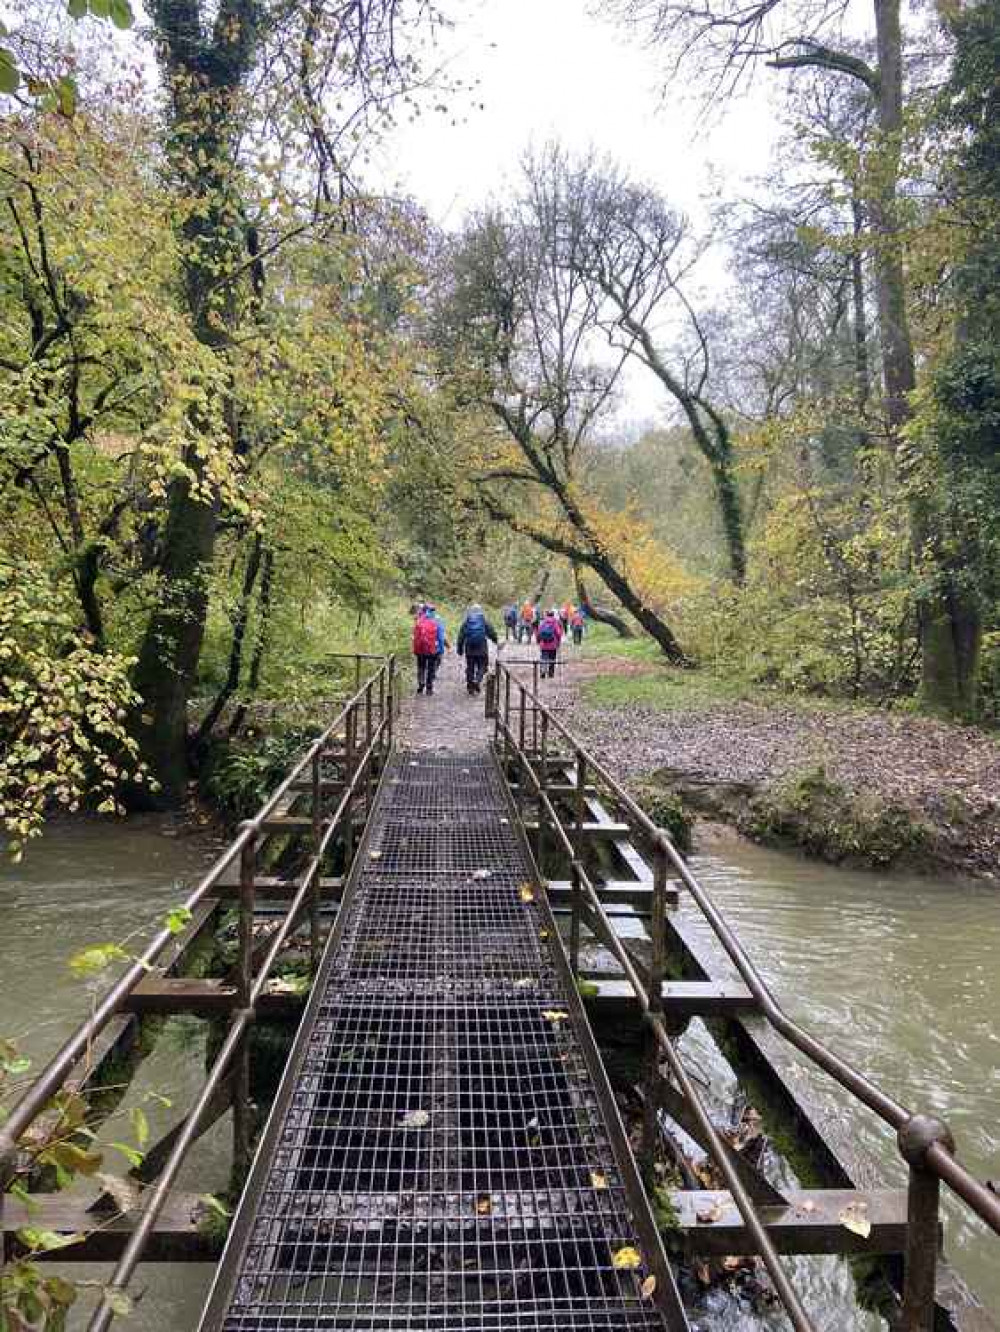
[532,660,539,754]
[538,711,549,876]
[309,750,322,973]
[232,825,257,1188]
[386,657,396,751]
[570,751,587,976]
[898,1115,953,1332]
[343,708,356,870]
[377,668,387,767]
[641,841,668,1174]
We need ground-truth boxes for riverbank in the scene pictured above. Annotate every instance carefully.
[561,646,1000,879]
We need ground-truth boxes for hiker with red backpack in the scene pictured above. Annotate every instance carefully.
[570,606,585,646]
[456,603,498,695]
[412,604,445,695]
[536,608,563,678]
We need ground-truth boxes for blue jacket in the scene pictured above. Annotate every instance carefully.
[433,615,447,655]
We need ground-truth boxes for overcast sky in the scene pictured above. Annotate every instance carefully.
[370,0,790,429]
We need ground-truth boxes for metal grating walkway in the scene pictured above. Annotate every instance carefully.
[200,751,680,1332]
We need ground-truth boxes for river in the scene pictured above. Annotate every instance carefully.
[0,821,996,1328]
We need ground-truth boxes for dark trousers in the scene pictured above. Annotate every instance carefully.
[572,627,583,645]
[416,654,438,692]
[466,650,488,690]
[504,622,516,640]
[540,648,558,678]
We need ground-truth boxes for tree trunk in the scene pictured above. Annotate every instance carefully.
[132,460,220,798]
[849,193,871,421]
[193,531,263,749]
[586,551,689,664]
[920,585,982,719]
[711,456,747,584]
[869,0,980,715]
[573,564,634,638]
[228,546,274,736]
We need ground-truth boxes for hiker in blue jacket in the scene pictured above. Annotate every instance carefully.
[456,603,498,695]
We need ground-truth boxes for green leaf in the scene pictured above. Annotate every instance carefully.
[129,1106,149,1148]
[88,0,111,16]
[18,1227,86,1252]
[69,943,130,978]
[164,905,192,935]
[0,46,20,94]
[110,1141,144,1168]
[43,1141,103,1176]
[105,1287,132,1316]
[55,75,77,117]
[2,1055,31,1076]
[200,1193,231,1218]
[109,0,133,28]
[66,0,88,17]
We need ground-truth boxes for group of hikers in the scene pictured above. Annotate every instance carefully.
[502,599,586,648]
[411,597,587,697]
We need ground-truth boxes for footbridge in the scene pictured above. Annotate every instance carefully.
[1,652,998,1332]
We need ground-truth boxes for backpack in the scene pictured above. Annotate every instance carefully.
[463,610,487,648]
[537,618,558,646]
[413,616,438,655]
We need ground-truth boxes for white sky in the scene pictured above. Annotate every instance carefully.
[371,0,792,428]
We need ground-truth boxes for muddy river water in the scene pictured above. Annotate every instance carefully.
[1,820,996,1328]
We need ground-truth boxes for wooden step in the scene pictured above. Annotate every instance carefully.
[211,874,344,899]
[670,1187,914,1256]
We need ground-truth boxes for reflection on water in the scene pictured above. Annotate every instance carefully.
[683,837,1000,1320]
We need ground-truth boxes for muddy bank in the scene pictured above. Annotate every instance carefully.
[567,695,1000,878]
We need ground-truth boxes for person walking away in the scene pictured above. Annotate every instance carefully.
[412,605,440,695]
[518,599,535,644]
[570,606,585,646]
[560,600,573,633]
[457,603,498,695]
[427,603,449,683]
[537,608,563,679]
[503,603,518,641]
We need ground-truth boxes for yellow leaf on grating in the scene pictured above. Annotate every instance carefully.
[839,1202,871,1238]
[475,1194,492,1215]
[612,1246,642,1271]
[541,1010,569,1023]
[519,885,534,902]
[590,1170,608,1190]
[640,1275,657,1299]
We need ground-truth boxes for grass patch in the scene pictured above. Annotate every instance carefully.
[582,666,753,711]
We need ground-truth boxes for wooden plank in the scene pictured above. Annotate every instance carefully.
[523,820,632,839]
[547,879,653,910]
[3,1191,219,1262]
[125,978,306,1019]
[670,1187,913,1257]
[211,875,343,900]
[259,814,314,835]
[582,977,758,1019]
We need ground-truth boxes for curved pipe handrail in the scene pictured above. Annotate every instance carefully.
[494,662,1000,1237]
[0,657,393,1166]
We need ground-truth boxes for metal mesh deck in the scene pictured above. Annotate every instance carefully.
[202,752,674,1332]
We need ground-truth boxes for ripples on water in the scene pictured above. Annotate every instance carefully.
[681,841,1000,1324]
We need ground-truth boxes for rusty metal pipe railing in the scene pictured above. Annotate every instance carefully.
[495,707,816,1329]
[0,658,393,1166]
[493,660,1000,1329]
[0,657,395,1319]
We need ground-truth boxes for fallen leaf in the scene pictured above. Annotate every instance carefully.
[369,850,382,860]
[519,885,535,902]
[475,1194,492,1215]
[539,929,550,940]
[590,1170,608,1190]
[696,1200,726,1224]
[541,1009,569,1023]
[472,869,491,880]
[839,1202,871,1239]
[612,1246,642,1270]
[399,1109,430,1129]
[513,977,534,988]
[640,1275,656,1299]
